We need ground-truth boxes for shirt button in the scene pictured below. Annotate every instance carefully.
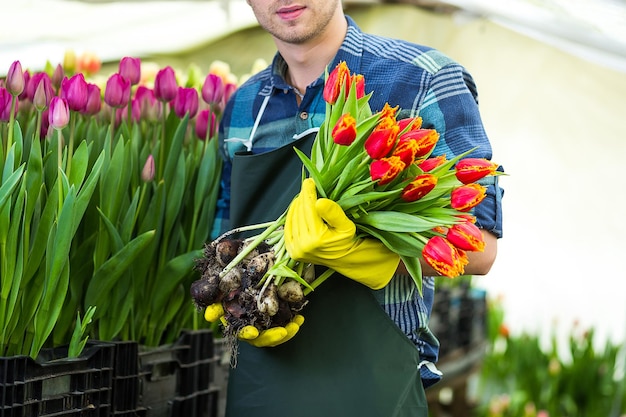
[299,111,308,120]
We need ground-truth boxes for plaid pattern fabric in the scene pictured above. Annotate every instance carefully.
[212,16,503,387]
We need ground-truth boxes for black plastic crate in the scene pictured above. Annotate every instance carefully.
[111,329,218,417]
[0,342,114,417]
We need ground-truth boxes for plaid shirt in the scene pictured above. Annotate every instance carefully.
[213,16,503,387]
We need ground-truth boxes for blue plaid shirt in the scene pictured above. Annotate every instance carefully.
[213,16,503,387]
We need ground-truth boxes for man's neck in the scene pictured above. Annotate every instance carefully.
[276,14,348,94]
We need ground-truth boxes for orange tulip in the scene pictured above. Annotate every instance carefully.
[401,174,437,202]
[455,158,498,184]
[332,113,357,146]
[422,236,468,278]
[450,183,486,212]
[364,115,399,159]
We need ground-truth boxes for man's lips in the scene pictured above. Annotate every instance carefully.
[277,5,305,20]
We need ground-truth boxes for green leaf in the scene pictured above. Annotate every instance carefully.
[67,141,89,189]
[150,249,202,314]
[85,230,155,315]
[400,255,423,297]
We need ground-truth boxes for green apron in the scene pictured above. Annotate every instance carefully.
[226,133,428,417]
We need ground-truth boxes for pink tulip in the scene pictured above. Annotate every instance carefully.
[195,109,216,140]
[104,73,131,108]
[0,87,14,122]
[82,83,102,116]
[173,87,198,118]
[33,77,53,111]
[48,97,70,130]
[119,56,141,85]
[141,155,155,182]
[26,72,53,103]
[134,86,159,121]
[51,64,64,91]
[154,66,177,102]
[6,61,25,96]
[18,70,30,101]
[201,73,224,105]
[60,73,88,112]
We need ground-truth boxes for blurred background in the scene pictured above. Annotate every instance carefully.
[3,0,626,415]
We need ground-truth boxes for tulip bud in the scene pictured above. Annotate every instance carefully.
[141,155,155,182]
[323,61,350,105]
[195,109,217,140]
[397,116,422,132]
[455,158,499,184]
[350,74,365,99]
[446,221,485,252]
[52,64,65,91]
[401,174,437,202]
[154,66,178,102]
[398,128,439,159]
[119,56,141,85]
[33,78,52,111]
[364,115,399,159]
[332,113,357,146]
[422,236,468,278]
[104,73,131,108]
[82,83,102,116]
[201,73,224,105]
[450,183,486,212]
[60,73,88,112]
[6,61,25,96]
[173,87,199,118]
[0,88,14,122]
[48,97,70,130]
[369,156,405,185]
[418,154,447,172]
[134,86,160,121]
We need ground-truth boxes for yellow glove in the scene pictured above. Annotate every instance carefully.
[204,303,304,347]
[284,178,400,290]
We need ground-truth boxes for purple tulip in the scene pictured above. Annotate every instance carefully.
[26,72,53,103]
[173,87,198,119]
[82,83,102,116]
[134,85,159,121]
[60,73,88,112]
[33,77,53,111]
[48,97,70,130]
[0,87,14,122]
[119,56,141,86]
[154,66,177,102]
[104,73,131,108]
[18,70,31,101]
[195,108,216,140]
[201,73,224,105]
[6,61,25,96]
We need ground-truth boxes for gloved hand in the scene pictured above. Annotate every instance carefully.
[284,178,400,290]
[204,303,304,347]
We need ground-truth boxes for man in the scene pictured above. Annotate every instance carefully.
[210,1,503,415]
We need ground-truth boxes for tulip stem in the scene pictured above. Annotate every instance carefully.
[6,96,17,158]
[66,115,76,178]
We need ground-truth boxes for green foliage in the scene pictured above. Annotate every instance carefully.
[474,300,626,417]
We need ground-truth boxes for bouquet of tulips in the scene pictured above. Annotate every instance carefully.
[1,56,235,357]
[191,61,501,348]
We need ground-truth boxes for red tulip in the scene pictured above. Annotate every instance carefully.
[48,97,70,130]
[418,155,447,172]
[422,236,468,278]
[450,183,486,212]
[332,113,357,146]
[446,221,485,252]
[119,56,141,85]
[60,74,88,112]
[398,128,439,158]
[154,66,178,102]
[370,156,405,185]
[323,61,350,104]
[350,74,365,99]
[401,174,438,202]
[201,73,224,105]
[455,158,499,184]
[364,114,399,159]
[397,116,422,132]
[172,87,199,118]
[6,61,25,96]
[104,73,131,108]
[392,137,421,166]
